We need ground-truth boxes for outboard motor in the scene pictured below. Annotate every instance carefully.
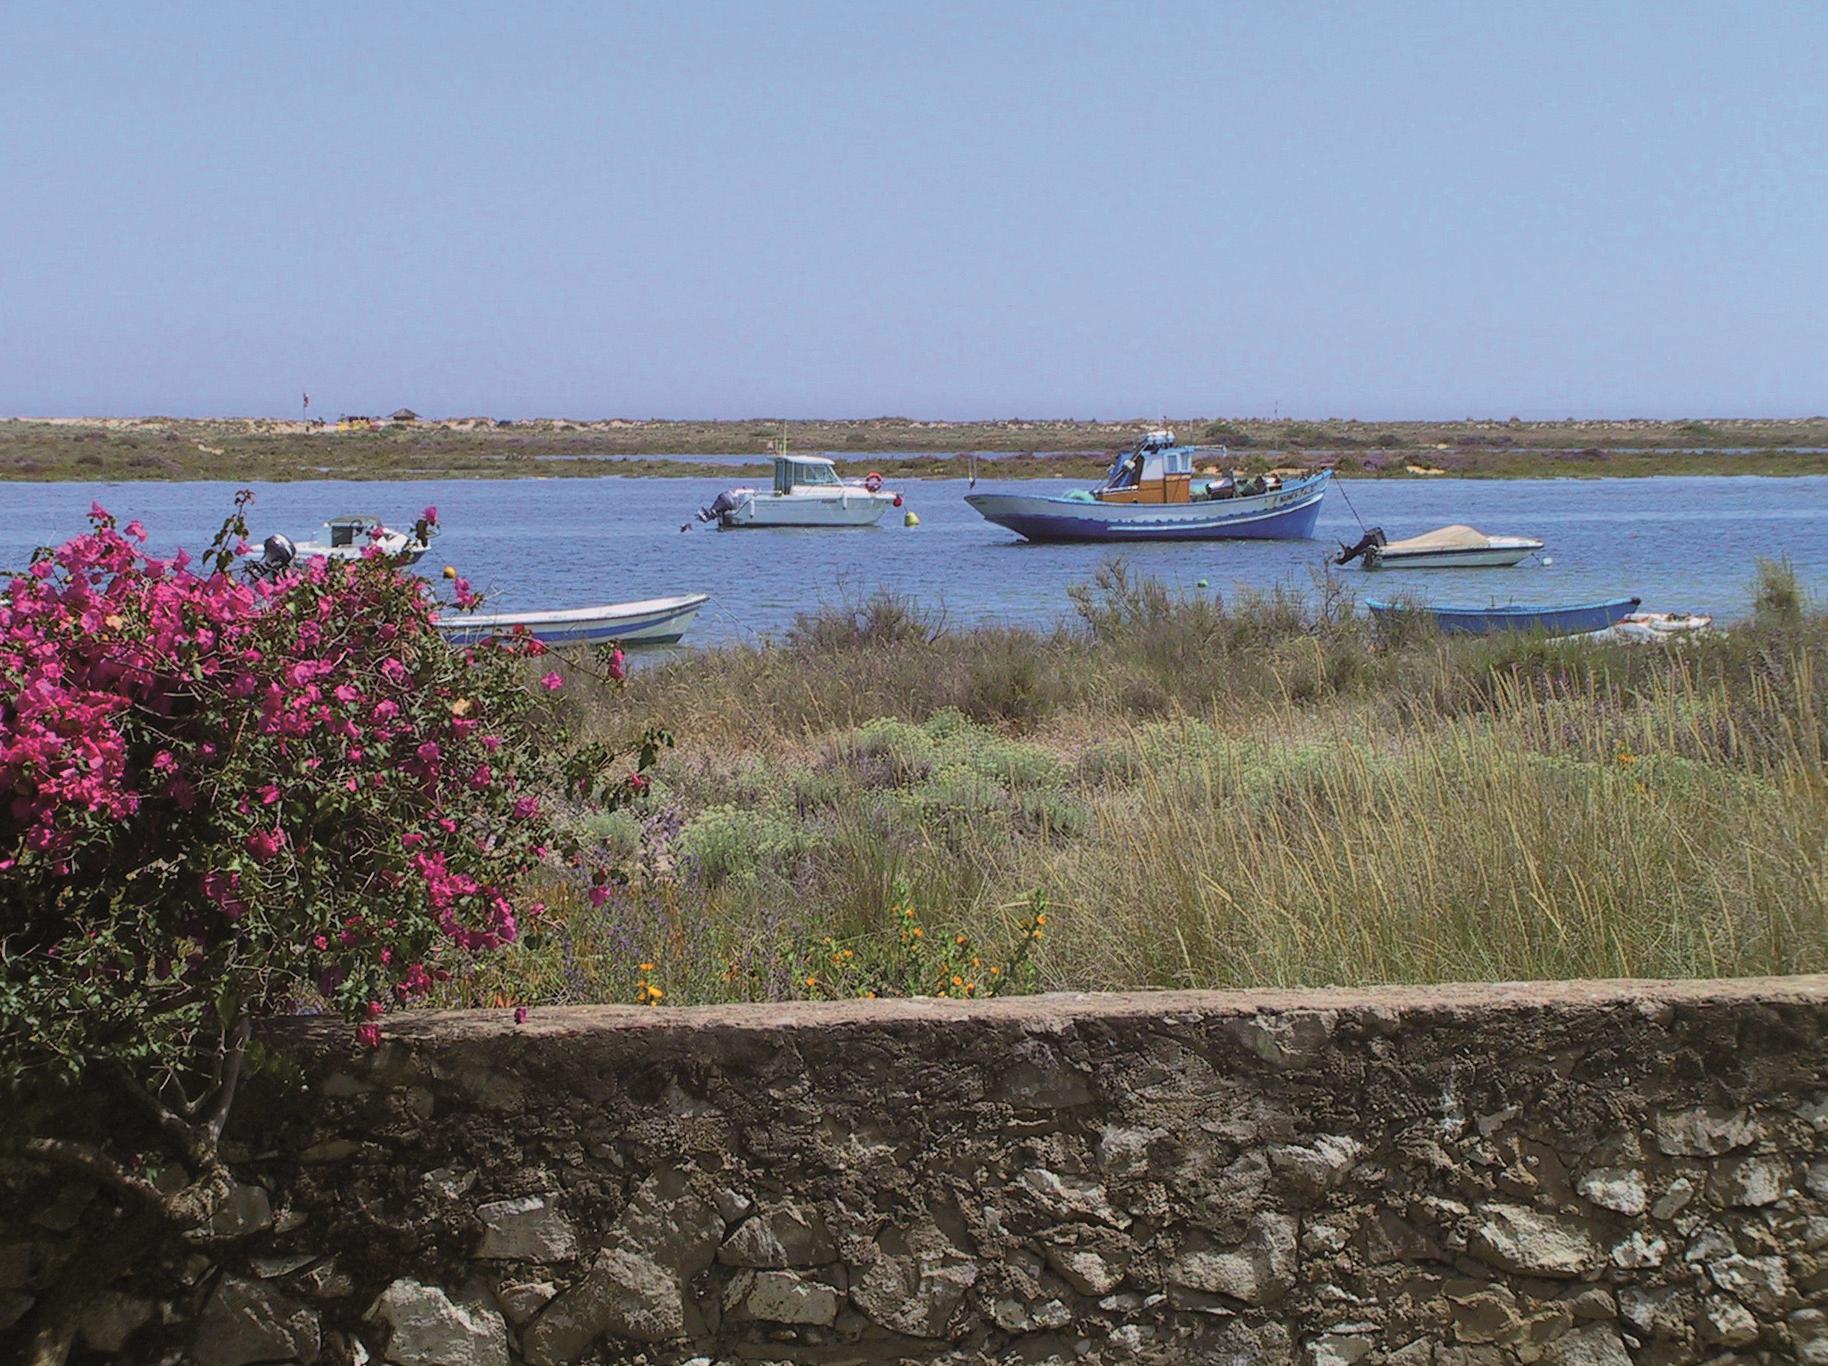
[248,533,297,579]
[1334,527,1386,566]
[694,487,755,526]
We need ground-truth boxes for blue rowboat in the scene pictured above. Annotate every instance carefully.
[1364,595,1642,637]
[966,428,1331,543]
[436,593,708,646]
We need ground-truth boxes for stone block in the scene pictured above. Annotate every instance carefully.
[1166,1212,1297,1305]
[367,1277,507,1366]
[1577,1167,1647,1215]
[193,1275,321,1366]
[1654,1107,1761,1158]
[1467,1203,1602,1278]
[78,1290,155,1354]
[475,1195,579,1262]
[716,1202,835,1267]
[726,1268,842,1325]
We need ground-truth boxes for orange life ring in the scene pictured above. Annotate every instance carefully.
[863,470,884,493]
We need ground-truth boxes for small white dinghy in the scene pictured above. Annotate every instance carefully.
[1336,524,1544,570]
[436,593,709,646]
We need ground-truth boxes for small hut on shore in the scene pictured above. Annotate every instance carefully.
[389,408,420,424]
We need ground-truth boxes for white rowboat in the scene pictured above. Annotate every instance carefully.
[436,594,709,646]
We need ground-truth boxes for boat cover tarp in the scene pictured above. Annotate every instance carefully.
[1382,524,1499,553]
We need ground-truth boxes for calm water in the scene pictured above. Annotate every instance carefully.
[5,474,1825,647]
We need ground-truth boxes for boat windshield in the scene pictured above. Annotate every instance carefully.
[775,458,841,493]
[327,516,381,548]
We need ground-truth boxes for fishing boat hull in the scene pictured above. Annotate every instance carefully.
[1364,595,1641,637]
[966,471,1331,542]
[436,593,708,646]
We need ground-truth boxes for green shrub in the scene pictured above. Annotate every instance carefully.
[679,805,806,886]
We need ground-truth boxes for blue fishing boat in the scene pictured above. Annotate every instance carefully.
[1364,595,1642,637]
[965,428,1330,542]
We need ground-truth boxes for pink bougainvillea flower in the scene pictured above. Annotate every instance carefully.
[245,827,287,863]
[540,672,563,692]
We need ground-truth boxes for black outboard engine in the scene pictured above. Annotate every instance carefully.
[249,533,297,579]
[1334,527,1386,566]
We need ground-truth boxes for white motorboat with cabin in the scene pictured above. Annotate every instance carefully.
[289,514,433,565]
[1334,524,1544,570]
[696,446,902,529]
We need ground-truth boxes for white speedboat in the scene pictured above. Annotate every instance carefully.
[1336,524,1543,570]
[436,593,709,646]
[696,449,901,529]
[291,514,432,565]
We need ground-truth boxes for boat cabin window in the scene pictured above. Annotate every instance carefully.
[774,458,841,493]
[328,518,376,548]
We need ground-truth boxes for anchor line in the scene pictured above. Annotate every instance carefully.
[1331,471,1369,533]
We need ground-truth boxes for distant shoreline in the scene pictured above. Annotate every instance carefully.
[4,415,1828,483]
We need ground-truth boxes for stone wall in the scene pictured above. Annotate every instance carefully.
[7,977,1828,1364]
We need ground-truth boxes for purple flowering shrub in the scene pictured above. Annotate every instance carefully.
[0,499,658,1356]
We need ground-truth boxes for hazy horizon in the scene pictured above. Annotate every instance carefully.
[3,2,1823,421]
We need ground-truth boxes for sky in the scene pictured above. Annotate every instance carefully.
[1,1,1824,421]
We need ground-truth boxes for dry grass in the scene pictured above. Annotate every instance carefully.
[451,564,1828,1010]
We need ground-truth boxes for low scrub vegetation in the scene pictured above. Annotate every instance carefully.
[462,562,1828,1010]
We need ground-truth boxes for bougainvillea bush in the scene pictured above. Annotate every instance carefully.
[0,499,655,1357]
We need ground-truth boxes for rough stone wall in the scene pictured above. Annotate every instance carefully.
[7,977,1828,1364]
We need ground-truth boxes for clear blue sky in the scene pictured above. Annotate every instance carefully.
[2,2,1823,420]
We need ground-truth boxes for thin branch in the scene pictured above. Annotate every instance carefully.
[21,1137,164,1209]
[204,1016,252,1144]
[107,1059,204,1163]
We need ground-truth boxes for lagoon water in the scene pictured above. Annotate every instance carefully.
[5,474,1826,647]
